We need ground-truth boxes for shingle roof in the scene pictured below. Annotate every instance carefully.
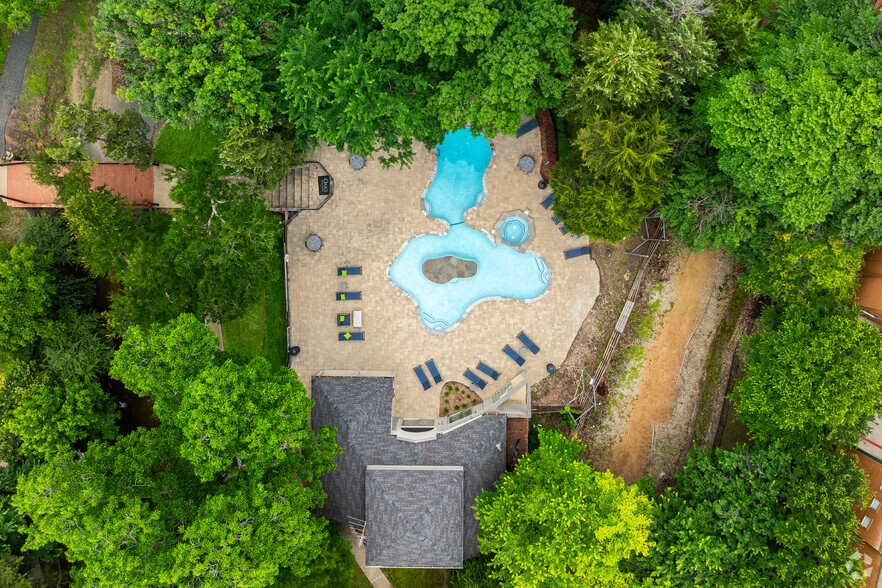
[365,466,463,568]
[311,375,506,567]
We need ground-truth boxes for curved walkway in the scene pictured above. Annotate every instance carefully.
[0,12,38,157]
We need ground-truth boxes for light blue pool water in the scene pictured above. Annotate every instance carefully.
[501,217,529,244]
[389,130,550,333]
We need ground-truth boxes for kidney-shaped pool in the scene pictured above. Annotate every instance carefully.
[388,130,550,333]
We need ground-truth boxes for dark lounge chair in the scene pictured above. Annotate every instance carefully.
[559,225,569,236]
[476,362,500,380]
[339,331,364,341]
[516,119,539,138]
[337,266,362,276]
[517,332,540,354]
[337,313,351,326]
[463,369,487,390]
[503,345,525,366]
[426,359,443,384]
[564,246,591,260]
[540,194,554,209]
[336,291,362,301]
[552,216,562,225]
[413,365,431,391]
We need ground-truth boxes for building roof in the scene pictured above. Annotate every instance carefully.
[311,375,506,567]
[365,466,464,568]
[0,162,154,208]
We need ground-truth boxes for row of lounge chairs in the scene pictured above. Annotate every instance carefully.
[337,266,364,341]
[502,331,540,366]
[541,193,591,260]
[414,359,443,391]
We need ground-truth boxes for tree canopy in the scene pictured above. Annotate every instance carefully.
[732,303,882,447]
[641,443,868,588]
[14,314,341,588]
[475,429,652,588]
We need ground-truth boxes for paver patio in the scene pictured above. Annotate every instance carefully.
[287,132,600,418]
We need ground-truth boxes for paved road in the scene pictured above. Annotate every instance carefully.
[0,12,38,157]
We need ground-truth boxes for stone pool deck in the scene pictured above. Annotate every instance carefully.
[287,132,600,418]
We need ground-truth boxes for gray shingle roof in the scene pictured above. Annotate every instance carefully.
[365,466,463,568]
[311,375,507,567]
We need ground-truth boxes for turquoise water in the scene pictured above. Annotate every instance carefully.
[389,130,550,333]
[502,217,529,244]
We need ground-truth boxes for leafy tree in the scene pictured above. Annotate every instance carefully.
[551,110,672,241]
[63,186,137,277]
[618,4,718,104]
[0,0,60,31]
[15,315,342,588]
[641,443,868,587]
[706,0,761,65]
[563,21,663,119]
[732,303,882,447]
[50,103,153,169]
[704,20,882,235]
[474,429,653,588]
[0,244,55,356]
[39,310,113,381]
[2,369,117,459]
[20,215,72,267]
[110,314,334,481]
[449,555,501,588]
[739,229,866,305]
[0,550,29,588]
[220,119,304,188]
[271,521,355,588]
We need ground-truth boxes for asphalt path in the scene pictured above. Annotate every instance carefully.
[0,12,38,157]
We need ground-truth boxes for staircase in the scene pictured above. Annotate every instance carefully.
[264,161,333,211]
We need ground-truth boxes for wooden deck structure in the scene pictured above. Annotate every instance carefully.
[0,162,154,208]
[264,161,334,212]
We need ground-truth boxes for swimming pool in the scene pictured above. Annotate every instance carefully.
[389,130,551,333]
[501,216,529,244]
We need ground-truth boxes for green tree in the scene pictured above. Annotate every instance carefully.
[0,244,54,356]
[739,229,867,305]
[563,21,663,119]
[0,0,60,31]
[733,303,882,447]
[62,186,137,277]
[0,550,29,588]
[220,119,304,188]
[474,429,653,588]
[51,103,153,169]
[704,20,882,235]
[2,369,117,459]
[110,314,334,481]
[641,443,868,587]
[271,521,355,588]
[551,110,672,242]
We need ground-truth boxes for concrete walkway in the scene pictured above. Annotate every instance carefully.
[339,523,393,587]
[0,12,38,157]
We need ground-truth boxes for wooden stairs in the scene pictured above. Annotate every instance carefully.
[264,161,333,212]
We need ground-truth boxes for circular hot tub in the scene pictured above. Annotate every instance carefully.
[501,216,529,244]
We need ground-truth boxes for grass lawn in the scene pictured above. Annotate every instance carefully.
[0,25,12,78]
[350,561,373,588]
[154,120,222,168]
[382,568,449,588]
[220,242,287,369]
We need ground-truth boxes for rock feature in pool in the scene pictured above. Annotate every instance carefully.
[389,129,551,333]
[422,256,478,284]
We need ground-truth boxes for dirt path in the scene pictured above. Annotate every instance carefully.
[0,12,38,157]
[608,250,720,483]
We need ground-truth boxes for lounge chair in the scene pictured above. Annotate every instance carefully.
[503,345,525,366]
[426,359,443,384]
[338,266,362,276]
[476,362,500,380]
[516,119,539,138]
[559,225,569,235]
[517,332,540,354]
[337,313,351,326]
[540,194,554,209]
[552,216,562,225]
[463,369,487,390]
[413,365,431,391]
[339,331,364,341]
[564,246,590,260]
[336,291,362,301]
[353,310,362,328]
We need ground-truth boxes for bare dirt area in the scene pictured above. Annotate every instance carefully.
[606,250,732,483]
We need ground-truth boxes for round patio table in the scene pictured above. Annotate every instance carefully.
[520,347,529,356]
[349,154,365,171]
[518,156,534,173]
[306,234,322,252]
